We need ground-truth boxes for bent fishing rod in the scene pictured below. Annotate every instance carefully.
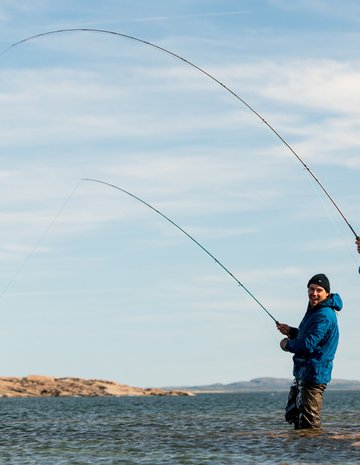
[1,28,358,241]
[82,177,279,324]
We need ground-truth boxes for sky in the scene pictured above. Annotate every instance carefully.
[0,0,359,388]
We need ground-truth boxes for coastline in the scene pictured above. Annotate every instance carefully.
[2,375,359,398]
[0,375,193,398]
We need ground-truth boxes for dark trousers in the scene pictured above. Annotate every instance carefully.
[285,379,326,429]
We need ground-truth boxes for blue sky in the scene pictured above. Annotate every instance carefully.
[0,0,359,388]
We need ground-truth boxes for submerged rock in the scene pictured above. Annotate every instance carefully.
[0,375,193,398]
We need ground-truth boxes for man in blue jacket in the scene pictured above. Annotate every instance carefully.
[276,273,342,429]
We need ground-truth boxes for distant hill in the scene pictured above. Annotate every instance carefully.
[168,377,360,393]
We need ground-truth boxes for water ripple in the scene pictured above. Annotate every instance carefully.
[0,391,359,464]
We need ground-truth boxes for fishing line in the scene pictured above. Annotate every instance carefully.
[0,179,82,299]
[304,168,359,269]
[82,177,279,324]
[1,28,358,242]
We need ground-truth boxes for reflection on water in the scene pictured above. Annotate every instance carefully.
[0,390,359,464]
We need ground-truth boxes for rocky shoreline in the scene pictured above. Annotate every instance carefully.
[0,375,193,398]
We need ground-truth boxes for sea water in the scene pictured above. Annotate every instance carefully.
[0,391,359,464]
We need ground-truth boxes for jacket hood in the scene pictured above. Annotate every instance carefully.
[315,292,343,312]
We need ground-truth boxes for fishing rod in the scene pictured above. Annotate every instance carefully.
[82,177,279,324]
[1,28,358,241]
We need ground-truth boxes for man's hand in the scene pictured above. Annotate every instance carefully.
[276,322,291,336]
[280,338,289,351]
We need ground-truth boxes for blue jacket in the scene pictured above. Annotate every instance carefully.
[285,293,342,384]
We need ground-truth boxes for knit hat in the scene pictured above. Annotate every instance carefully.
[307,273,330,293]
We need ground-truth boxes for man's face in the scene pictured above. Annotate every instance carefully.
[308,284,329,307]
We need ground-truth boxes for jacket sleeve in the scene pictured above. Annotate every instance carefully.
[288,327,298,339]
[285,310,331,355]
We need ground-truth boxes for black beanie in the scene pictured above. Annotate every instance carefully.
[307,273,330,293]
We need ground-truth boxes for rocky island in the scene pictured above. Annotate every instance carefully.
[0,375,193,398]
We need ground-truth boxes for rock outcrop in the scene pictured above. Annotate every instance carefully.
[0,375,193,398]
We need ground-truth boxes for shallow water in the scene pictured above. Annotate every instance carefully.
[0,391,359,464]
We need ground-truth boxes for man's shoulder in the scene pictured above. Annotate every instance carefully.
[308,305,337,322]
[314,306,338,324]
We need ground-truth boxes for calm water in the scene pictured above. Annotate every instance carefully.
[0,391,359,464]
